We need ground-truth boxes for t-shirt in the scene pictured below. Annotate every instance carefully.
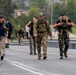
[56,19,72,30]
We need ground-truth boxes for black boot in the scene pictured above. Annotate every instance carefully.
[60,53,63,59]
[43,54,47,60]
[7,44,9,48]
[1,56,4,60]
[5,43,8,48]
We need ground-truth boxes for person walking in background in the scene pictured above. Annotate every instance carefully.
[33,14,52,60]
[0,15,8,60]
[54,13,75,59]
[1,16,9,55]
[26,16,38,55]
[17,27,25,46]
[5,19,13,48]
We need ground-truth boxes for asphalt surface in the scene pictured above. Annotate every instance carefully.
[0,44,76,75]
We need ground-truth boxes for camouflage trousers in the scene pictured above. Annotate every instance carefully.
[58,34,69,56]
[37,33,48,58]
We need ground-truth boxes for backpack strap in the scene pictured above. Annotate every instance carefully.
[59,16,69,23]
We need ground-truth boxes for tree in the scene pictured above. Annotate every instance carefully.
[29,5,40,20]
[0,0,4,14]
[66,0,76,23]
[53,2,65,23]
[3,0,15,17]
[0,0,15,17]
[14,14,30,28]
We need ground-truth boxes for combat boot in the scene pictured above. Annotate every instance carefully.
[43,54,47,60]
[60,56,63,59]
[64,52,68,58]
[34,53,36,55]
[34,50,36,55]
[30,52,33,55]
[1,56,4,60]
[60,53,63,59]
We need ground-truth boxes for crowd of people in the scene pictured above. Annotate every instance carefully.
[25,13,75,60]
[0,13,75,60]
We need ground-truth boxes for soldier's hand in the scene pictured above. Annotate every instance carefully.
[4,26,6,29]
[54,23,62,28]
[58,23,62,26]
[34,34,37,37]
[71,22,75,27]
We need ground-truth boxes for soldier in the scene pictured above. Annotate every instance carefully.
[54,13,75,59]
[17,27,25,46]
[26,16,37,55]
[5,19,13,48]
[0,15,8,60]
[33,14,52,60]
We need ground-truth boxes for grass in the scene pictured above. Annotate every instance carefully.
[72,27,76,35]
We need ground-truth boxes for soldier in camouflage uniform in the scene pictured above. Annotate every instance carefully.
[54,13,75,59]
[33,14,52,60]
[17,28,25,46]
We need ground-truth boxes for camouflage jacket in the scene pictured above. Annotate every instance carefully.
[33,19,52,36]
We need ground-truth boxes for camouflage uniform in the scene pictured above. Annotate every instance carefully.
[34,19,52,59]
[58,29,69,57]
[54,15,73,59]
[17,28,25,46]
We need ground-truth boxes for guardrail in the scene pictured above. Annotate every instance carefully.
[10,39,76,49]
[48,39,76,49]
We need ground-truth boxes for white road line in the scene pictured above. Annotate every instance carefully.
[5,59,59,75]
[12,63,44,75]
[9,48,29,52]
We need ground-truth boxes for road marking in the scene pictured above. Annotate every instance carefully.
[5,59,59,75]
[9,48,29,52]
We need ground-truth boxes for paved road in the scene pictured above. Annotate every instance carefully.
[0,45,76,75]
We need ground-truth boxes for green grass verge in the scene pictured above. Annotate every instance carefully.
[72,27,76,35]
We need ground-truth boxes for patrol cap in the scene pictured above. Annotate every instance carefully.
[40,13,45,17]
[34,16,38,19]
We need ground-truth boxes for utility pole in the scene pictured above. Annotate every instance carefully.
[23,1,26,10]
[51,0,54,24]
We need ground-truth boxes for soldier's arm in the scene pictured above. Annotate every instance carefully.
[66,19,75,27]
[54,23,62,28]
[47,21,52,37]
[26,21,31,27]
[53,19,62,28]
[3,24,9,30]
[67,22,75,27]
[33,21,37,37]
